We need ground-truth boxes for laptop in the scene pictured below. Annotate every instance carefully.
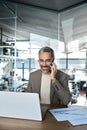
[0,91,47,121]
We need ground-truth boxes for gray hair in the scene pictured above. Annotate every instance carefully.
[38,46,55,61]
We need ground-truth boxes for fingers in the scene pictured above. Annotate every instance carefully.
[51,62,57,80]
[51,62,57,72]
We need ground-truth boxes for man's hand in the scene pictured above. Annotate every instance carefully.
[50,62,57,82]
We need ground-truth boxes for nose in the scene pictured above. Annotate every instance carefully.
[43,61,47,66]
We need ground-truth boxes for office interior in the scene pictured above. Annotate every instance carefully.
[0,0,87,105]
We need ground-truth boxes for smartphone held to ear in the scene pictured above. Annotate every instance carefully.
[50,64,53,72]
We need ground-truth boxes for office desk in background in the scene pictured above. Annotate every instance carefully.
[0,104,87,130]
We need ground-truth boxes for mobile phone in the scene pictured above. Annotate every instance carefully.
[50,63,53,72]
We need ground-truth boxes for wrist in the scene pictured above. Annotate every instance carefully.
[51,78,56,83]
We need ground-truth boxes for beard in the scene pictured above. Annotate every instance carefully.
[40,65,51,74]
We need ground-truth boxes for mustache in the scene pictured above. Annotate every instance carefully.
[41,65,50,68]
[41,66,51,71]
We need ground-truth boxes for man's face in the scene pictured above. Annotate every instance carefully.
[38,52,53,74]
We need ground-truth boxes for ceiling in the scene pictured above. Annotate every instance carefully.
[0,0,87,44]
[7,0,87,12]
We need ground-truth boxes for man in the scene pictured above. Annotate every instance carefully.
[26,46,71,105]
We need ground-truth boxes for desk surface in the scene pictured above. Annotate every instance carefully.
[0,104,87,130]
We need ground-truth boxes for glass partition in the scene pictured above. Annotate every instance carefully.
[0,1,87,106]
[0,2,16,91]
[59,3,87,105]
